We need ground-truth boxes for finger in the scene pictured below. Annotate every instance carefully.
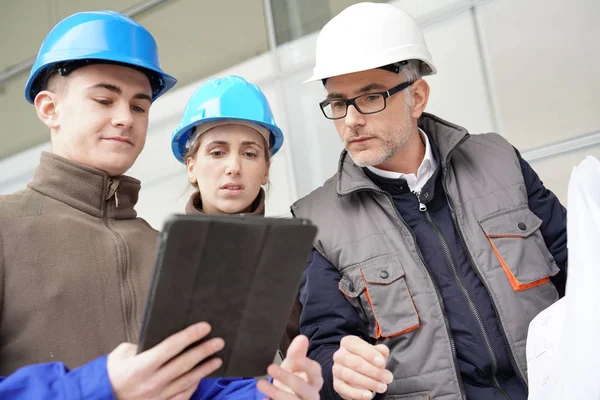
[332,363,387,394]
[333,377,374,400]
[156,337,225,385]
[340,336,386,368]
[168,382,198,400]
[279,357,322,388]
[284,335,309,361]
[296,357,322,387]
[257,379,298,400]
[374,344,390,359]
[268,364,320,400]
[162,357,223,398]
[333,347,393,384]
[141,322,212,367]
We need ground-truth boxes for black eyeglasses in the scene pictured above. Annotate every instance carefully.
[319,80,415,120]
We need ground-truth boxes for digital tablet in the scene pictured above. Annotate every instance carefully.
[137,213,317,377]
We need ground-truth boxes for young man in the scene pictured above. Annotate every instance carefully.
[293,3,567,399]
[0,10,322,399]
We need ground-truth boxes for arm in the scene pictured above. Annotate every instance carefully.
[192,378,264,400]
[516,148,568,296]
[0,362,264,400]
[299,250,369,399]
[0,356,114,400]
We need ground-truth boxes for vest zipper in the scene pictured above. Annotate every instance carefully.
[414,190,512,400]
[354,187,467,399]
[104,179,134,341]
[441,136,528,395]
[441,181,527,397]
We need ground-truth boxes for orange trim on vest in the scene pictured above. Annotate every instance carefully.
[487,237,550,291]
[360,271,420,338]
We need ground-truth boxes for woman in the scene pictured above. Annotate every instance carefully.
[171,76,283,216]
[171,75,317,400]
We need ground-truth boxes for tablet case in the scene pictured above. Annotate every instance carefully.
[137,214,317,377]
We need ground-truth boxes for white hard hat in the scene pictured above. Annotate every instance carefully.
[304,2,437,83]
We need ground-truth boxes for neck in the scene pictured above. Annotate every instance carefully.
[374,123,425,175]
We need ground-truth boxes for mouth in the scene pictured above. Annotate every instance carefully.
[220,183,245,195]
[349,137,374,144]
[104,137,134,146]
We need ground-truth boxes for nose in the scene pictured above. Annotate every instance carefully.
[344,104,366,129]
[112,103,134,130]
[225,154,241,176]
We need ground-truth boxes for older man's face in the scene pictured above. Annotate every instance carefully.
[324,68,415,167]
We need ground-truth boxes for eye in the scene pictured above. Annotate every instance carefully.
[364,94,381,102]
[331,101,346,109]
[95,99,112,106]
[131,105,146,113]
[243,151,259,158]
[210,150,225,157]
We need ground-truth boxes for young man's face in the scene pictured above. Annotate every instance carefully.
[39,63,153,176]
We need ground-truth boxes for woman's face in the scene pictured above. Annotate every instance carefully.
[186,124,270,214]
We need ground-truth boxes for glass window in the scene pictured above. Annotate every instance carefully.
[270,0,389,45]
[476,0,600,150]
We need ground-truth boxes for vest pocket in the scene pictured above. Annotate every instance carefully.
[338,254,420,338]
[479,206,560,291]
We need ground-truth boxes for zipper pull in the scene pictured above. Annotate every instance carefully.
[413,191,427,212]
[106,179,121,208]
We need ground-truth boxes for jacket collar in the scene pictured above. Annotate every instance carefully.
[185,188,266,216]
[27,152,141,219]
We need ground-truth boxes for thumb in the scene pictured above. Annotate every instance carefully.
[109,342,138,360]
[285,335,309,360]
[281,335,309,372]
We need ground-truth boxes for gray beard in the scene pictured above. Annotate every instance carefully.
[347,116,413,168]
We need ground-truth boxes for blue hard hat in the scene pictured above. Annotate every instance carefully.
[24,10,176,104]
[171,75,284,163]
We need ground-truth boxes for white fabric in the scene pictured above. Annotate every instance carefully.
[527,155,600,399]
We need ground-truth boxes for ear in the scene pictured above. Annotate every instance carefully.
[186,156,198,184]
[262,160,271,186]
[34,90,61,129]
[410,79,430,119]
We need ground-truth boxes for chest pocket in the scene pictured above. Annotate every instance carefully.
[479,206,560,291]
[339,254,420,338]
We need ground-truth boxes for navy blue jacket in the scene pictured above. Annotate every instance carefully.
[299,145,567,400]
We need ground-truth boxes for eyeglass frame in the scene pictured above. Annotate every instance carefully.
[318,80,416,120]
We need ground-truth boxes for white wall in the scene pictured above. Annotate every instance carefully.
[2,0,598,228]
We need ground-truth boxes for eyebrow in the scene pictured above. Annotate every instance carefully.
[206,140,264,148]
[88,83,152,103]
[326,83,388,100]
[241,140,264,148]
[205,140,229,146]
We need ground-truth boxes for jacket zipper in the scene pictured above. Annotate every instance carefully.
[414,191,511,400]
[352,187,467,399]
[104,179,134,341]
